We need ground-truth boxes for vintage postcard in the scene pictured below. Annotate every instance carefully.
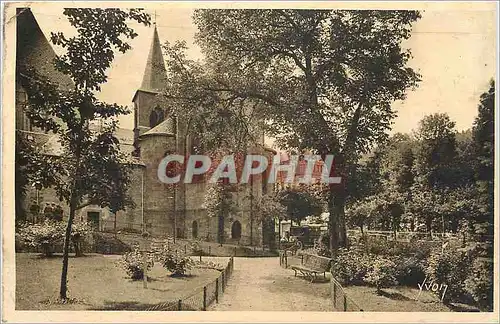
[1,1,498,323]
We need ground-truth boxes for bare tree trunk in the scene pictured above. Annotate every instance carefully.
[328,169,348,258]
[328,187,339,258]
[60,197,77,300]
[426,217,432,239]
[73,237,83,257]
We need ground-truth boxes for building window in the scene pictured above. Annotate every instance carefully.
[192,220,198,239]
[149,107,165,128]
[231,220,242,240]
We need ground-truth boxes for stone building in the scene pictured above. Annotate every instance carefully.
[15,8,274,246]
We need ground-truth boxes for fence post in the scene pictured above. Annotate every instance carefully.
[203,286,207,311]
[178,299,182,311]
[285,253,288,268]
[221,272,225,292]
[333,281,337,309]
[199,254,202,262]
[208,246,211,255]
[184,244,187,254]
[343,295,347,311]
[234,246,237,256]
[253,246,256,255]
[215,278,219,303]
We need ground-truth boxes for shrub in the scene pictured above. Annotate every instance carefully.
[190,241,204,255]
[193,260,225,271]
[391,255,427,287]
[159,248,195,276]
[360,237,436,260]
[425,248,471,303]
[70,221,93,257]
[364,257,398,294]
[15,220,65,257]
[118,249,154,280]
[331,249,374,285]
[464,257,493,311]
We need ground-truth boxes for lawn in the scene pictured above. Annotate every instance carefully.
[285,255,479,312]
[343,285,479,312]
[16,253,223,310]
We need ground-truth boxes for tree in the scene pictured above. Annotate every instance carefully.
[191,9,421,254]
[203,182,239,244]
[472,80,495,235]
[276,186,323,226]
[379,133,415,192]
[19,8,150,300]
[413,113,457,189]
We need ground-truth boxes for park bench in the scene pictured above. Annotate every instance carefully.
[291,253,332,282]
[280,240,301,256]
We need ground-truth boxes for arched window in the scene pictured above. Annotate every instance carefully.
[231,221,242,240]
[149,107,165,128]
[192,220,198,239]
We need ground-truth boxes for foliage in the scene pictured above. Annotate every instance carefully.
[70,221,92,241]
[16,220,62,256]
[203,182,239,244]
[190,240,204,255]
[193,260,225,271]
[331,249,375,285]
[19,8,150,300]
[159,247,195,277]
[472,80,495,185]
[164,9,421,252]
[16,220,94,257]
[413,113,457,189]
[251,194,286,223]
[391,255,427,287]
[425,249,472,302]
[16,220,65,257]
[363,257,398,293]
[359,237,436,260]
[118,249,154,280]
[203,183,238,219]
[70,221,94,256]
[276,186,323,225]
[464,258,494,311]
[472,80,495,234]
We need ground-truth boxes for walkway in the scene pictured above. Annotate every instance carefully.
[210,257,332,311]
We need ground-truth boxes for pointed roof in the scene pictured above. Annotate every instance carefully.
[140,118,175,138]
[16,8,73,91]
[139,25,166,92]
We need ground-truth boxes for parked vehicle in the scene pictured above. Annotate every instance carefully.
[289,224,327,249]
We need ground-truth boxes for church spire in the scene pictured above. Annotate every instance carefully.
[140,25,166,92]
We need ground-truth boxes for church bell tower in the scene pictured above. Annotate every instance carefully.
[132,25,168,155]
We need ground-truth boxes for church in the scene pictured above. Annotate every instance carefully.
[15,8,275,247]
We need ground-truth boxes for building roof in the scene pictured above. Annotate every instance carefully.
[139,25,167,93]
[38,127,137,159]
[140,118,176,138]
[16,8,73,90]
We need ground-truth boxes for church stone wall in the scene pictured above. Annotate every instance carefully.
[139,134,177,236]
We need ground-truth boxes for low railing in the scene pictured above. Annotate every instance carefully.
[330,277,363,312]
[145,256,234,311]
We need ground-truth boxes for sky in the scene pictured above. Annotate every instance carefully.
[28,3,497,139]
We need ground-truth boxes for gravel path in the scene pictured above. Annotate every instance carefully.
[210,257,333,311]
